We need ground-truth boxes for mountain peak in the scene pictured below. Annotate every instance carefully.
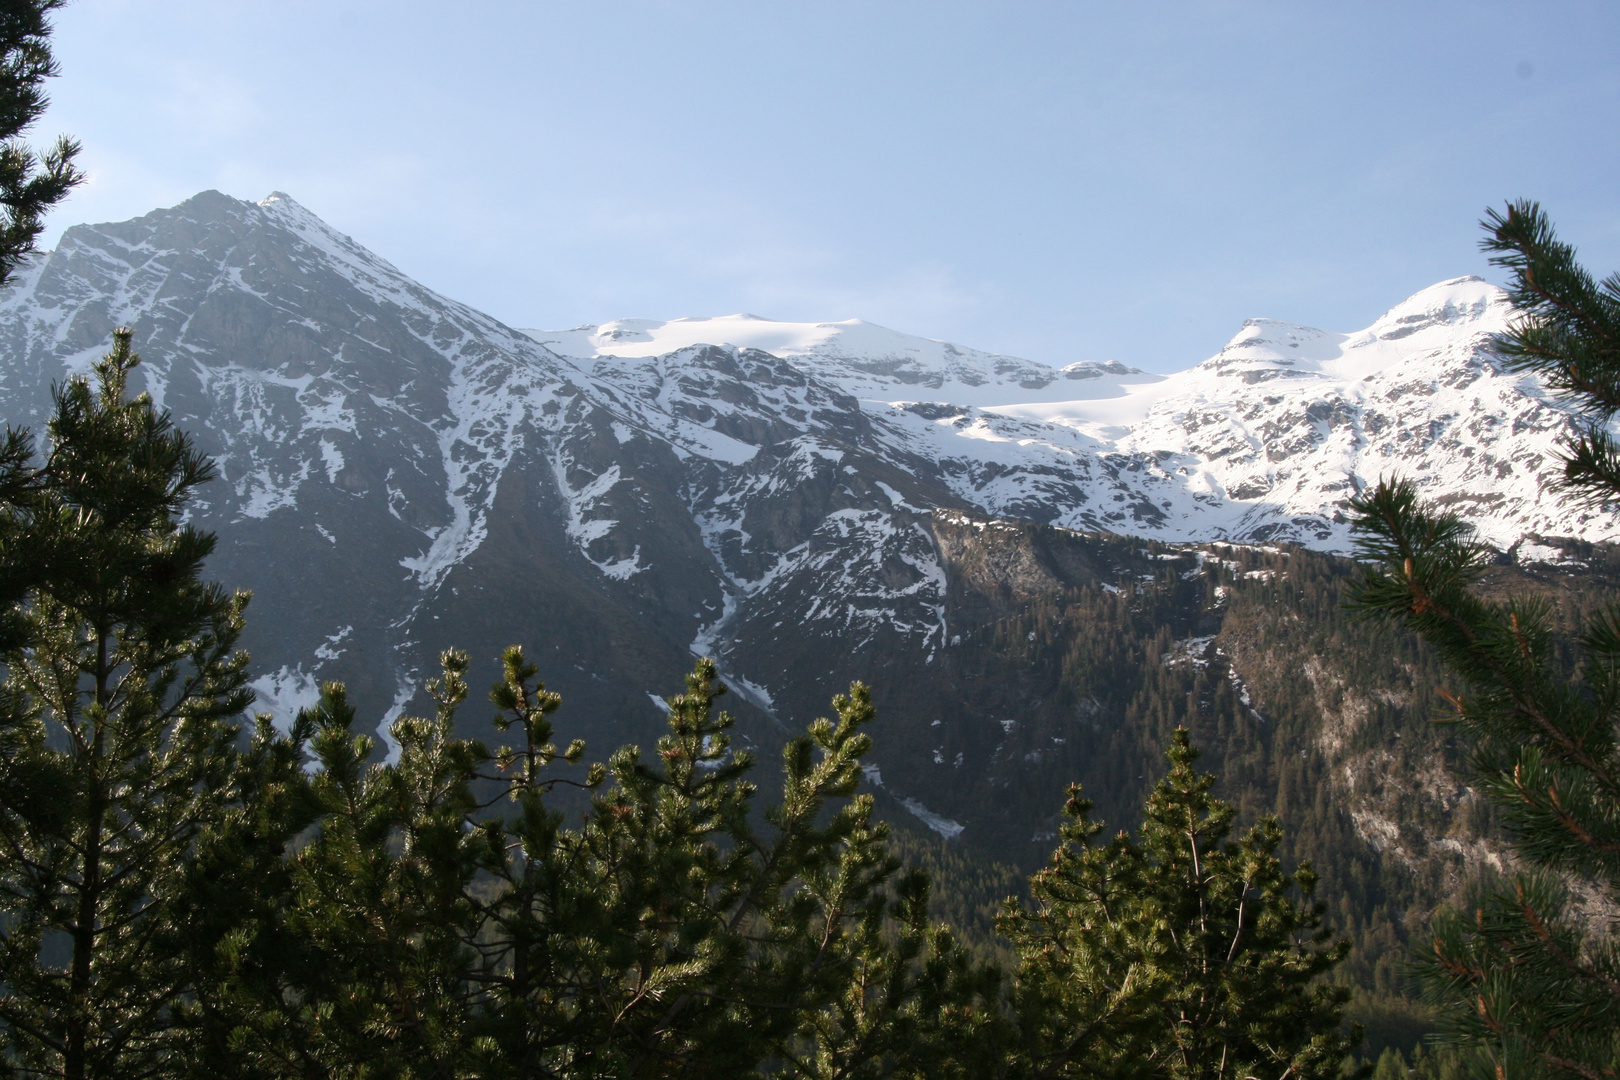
[255,190,333,236]
[1210,318,1344,365]
[1189,277,1513,386]
[1363,275,1510,343]
[259,191,306,213]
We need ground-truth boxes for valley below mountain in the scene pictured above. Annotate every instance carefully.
[2,190,1616,1048]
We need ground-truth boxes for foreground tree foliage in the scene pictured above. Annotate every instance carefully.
[196,651,1002,1080]
[1348,201,1620,1080]
[0,0,82,287]
[1001,731,1357,1080]
[0,332,253,1078]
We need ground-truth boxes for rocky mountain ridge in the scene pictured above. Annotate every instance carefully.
[0,190,1611,874]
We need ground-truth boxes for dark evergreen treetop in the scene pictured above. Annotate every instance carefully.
[0,0,80,288]
[1000,730,1357,1080]
[1483,200,1620,506]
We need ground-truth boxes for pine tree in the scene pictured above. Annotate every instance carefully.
[218,665,485,1077]
[0,0,82,287]
[1000,729,1357,1080]
[164,711,316,1080]
[1346,202,1620,1080]
[0,330,255,1078]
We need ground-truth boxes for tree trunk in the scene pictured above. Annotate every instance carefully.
[65,629,111,1080]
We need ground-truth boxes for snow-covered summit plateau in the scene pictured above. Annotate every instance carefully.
[524,315,1151,409]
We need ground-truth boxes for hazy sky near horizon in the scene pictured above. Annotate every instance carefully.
[31,1,1620,373]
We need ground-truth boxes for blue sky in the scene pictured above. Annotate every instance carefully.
[34,1,1620,372]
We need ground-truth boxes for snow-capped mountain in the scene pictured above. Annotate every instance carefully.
[532,276,1610,554]
[0,190,1612,855]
